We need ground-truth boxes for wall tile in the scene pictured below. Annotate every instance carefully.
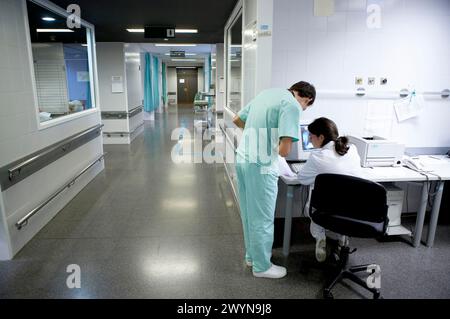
[346,12,367,31]
[327,12,347,32]
[335,0,349,12]
[272,0,449,147]
[306,15,328,32]
[348,0,367,11]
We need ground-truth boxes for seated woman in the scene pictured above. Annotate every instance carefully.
[297,117,362,262]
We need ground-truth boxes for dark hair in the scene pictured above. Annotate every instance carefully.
[289,81,316,106]
[307,117,349,156]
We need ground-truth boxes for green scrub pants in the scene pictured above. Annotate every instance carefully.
[236,159,278,273]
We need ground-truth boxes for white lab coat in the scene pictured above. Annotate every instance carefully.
[298,141,362,186]
[297,141,363,240]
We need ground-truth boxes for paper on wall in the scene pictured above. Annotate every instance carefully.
[363,100,394,138]
[314,0,334,16]
[112,76,124,93]
[394,93,424,122]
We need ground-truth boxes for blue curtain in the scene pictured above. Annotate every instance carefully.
[162,62,167,105]
[152,56,160,109]
[85,80,92,109]
[144,53,154,112]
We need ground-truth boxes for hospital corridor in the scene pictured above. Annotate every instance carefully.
[1,0,450,303]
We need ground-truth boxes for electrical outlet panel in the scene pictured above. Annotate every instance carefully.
[355,77,363,85]
[368,77,375,86]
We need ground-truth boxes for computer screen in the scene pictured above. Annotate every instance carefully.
[301,125,315,151]
[286,124,316,162]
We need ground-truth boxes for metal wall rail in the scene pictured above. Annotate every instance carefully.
[317,88,450,99]
[103,122,145,138]
[101,105,143,120]
[15,154,106,230]
[219,122,238,151]
[0,124,103,191]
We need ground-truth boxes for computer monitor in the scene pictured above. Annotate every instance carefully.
[286,123,316,162]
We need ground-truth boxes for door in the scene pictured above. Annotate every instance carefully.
[177,68,198,105]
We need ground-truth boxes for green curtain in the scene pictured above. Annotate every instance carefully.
[152,56,160,110]
[162,62,167,105]
[144,53,154,112]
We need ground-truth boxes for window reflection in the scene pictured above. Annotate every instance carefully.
[26,1,95,123]
[227,14,242,114]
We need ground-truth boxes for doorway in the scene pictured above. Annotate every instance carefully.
[177,68,198,107]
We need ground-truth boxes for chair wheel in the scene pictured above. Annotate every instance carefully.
[323,290,334,299]
[374,292,382,299]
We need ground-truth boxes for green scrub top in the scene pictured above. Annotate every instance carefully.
[236,88,301,175]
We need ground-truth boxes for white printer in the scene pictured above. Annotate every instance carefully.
[348,136,405,168]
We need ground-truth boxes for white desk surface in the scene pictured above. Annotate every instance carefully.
[281,155,450,185]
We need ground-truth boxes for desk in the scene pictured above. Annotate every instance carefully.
[280,157,450,256]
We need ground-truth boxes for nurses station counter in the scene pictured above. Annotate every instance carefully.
[278,155,450,256]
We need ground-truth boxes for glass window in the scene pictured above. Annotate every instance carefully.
[26,0,97,123]
[226,14,242,114]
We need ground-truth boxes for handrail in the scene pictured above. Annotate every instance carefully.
[15,154,106,230]
[128,105,143,113]
[317,88,450,99]
[128,105,143,117]
[219,123,238,152]
[103,122,145,137]
[101,106,143,119]
[1,124,103,190]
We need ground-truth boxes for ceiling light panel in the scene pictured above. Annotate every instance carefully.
[36,29,74,32]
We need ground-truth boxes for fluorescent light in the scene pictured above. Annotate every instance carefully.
[176,67,197,69]
[81,44,88,47]
[171,59,197,62]
[155,44,197,47]
[165,53,197,56]
[230,59,241,62]
[126,28,197,34]
[36,29,74,32]
[125,53,140,57]
[42,17,55,21]
[175,29,198,33]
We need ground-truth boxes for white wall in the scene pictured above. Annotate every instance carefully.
[215,43,225,112]
[0,0,104,259]
[97,42,127,112]
[271,0,450,148]
[157,58,163,111]
[204,56,211,92]
[167,67,178,104]
[198,67,205,93]
[125,52,143,110]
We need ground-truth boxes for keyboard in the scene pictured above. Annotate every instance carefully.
[290,162,305,174]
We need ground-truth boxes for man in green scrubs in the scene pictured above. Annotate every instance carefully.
[233,81,316,279]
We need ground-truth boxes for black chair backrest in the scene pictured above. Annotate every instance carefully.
[310,174,388,224]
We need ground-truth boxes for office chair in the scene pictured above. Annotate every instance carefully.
[310,174,389,299]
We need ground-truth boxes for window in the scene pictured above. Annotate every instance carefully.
[225,12,242,114]
[26,0,97,124]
